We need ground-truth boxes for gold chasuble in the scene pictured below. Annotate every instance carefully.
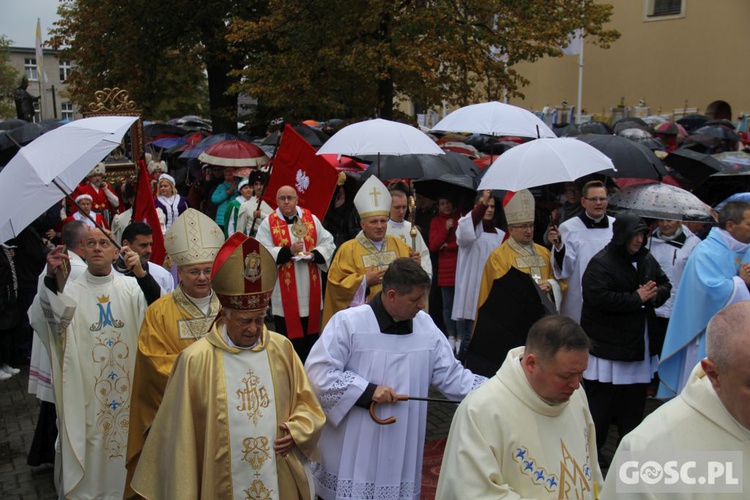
[125,286,221,496]
[476,239,565,316]
[321,232,412,327]
[131,322,325,500]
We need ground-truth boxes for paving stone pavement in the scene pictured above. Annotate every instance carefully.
[0,366,56,500]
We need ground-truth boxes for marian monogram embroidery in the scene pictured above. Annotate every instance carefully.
[243,479,273,500]
[92,332,131,459]
[236,370,270,425]
[90,295,124,331]
[241,436,272,471]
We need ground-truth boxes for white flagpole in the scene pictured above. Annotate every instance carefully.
[576,32,584,124]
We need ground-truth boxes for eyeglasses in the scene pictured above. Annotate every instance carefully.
[184,268,212,277]
[584,197,608,203]
[277,195,297,202]
[509,223,534,230]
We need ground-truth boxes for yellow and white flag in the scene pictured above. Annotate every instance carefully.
[35,18,49,84]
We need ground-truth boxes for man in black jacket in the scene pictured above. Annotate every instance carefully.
[580,212,671,467]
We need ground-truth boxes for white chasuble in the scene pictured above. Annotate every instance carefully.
[30,271,146,499]
[223,346,280,500]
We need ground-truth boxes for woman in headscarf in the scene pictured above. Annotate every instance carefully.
[154,173,189,232]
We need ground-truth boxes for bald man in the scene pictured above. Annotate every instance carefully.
[602,301,750,499]
[256,185,335,361]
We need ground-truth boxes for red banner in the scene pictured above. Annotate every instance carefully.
[263,124,339,220]
[133,160,166,265]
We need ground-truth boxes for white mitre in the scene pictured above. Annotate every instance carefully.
[164,208,225,266]
[504,189,535,225]
[355,176,391,219]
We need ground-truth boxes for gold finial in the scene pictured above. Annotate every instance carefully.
[87,87,138,113]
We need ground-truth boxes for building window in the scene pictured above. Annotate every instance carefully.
[646,0,684,18]
[59,61,72,82]
[33,101,41,122]
[61,102,74,121]
[24,58,39,81]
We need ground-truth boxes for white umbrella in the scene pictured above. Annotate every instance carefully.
[430,101,557,139]
[0,116,139,243]
[316,118,444,157]
[477,138,616,191]
[608,183,713,221]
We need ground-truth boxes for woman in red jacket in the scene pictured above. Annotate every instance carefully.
[429,196,460,352]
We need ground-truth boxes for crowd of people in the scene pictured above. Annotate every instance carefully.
[1,129,750,499]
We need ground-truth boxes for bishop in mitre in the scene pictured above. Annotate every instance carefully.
[131,233,325,499]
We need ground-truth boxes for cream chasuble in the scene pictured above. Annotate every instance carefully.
[29,271,146,499]
[436,347,603,499]
[125,286,221,498]
[322,233,411,327]
[131,323,325,500]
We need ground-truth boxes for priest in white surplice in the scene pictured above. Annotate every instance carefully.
[306,258,486,500]
[549,180,614,322]
[29,228,147,499]
[602,301,750,500]
[386,183,432,278]
[436,316,603,499]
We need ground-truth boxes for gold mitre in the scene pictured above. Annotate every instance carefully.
[211,233,277,311]
[355,176,391,219]
[164,208,225,266]
[504,189,535,225]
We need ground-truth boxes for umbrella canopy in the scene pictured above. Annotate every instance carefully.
[608,183,713,221]
[319,154,367,173]
[478,138,615,191]
[577,134,668,180]
[664,148,723,184]
[676,114,709,133]
[262,125,329,148]
[643,115,668,127]
[179,133,237,159]
[197,140,269,167]
[0,119,28,131]
[317,118,444,157]
[578,121,613,135]
[357,151,478,182]
[613,118,653,134]
[655,122,689,137]
[712,151,750,174]
[430,101,556,139]
[150,136,185,150]
[143,123,188,139]
[617,127,653,140]
[0,116,138,243]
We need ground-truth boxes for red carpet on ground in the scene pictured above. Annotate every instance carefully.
[421,437,447,499]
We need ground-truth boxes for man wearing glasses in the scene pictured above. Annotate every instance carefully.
[124,209,225,498]
[256,185,335,362]
[548,180,614,323]
[469,190,564,376]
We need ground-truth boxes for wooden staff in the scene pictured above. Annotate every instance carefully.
[408,181,418,251]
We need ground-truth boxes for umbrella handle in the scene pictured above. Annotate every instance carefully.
[368,395,409,425]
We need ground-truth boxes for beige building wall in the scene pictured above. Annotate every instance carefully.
[512,0,750,121]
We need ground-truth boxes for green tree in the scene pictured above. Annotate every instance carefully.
[0,36,21,119]
[229,0,619,120]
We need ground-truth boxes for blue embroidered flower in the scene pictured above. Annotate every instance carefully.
[523,460,534,472]
[534,470,546,482]
[547,476,558,488]
[106,338,115,347]
[515,448,527,460]
[107,371,117,380]
[108,400,121,410]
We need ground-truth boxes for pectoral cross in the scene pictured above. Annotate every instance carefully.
[370,187,381,207]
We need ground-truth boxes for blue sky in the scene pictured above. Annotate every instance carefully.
[1,0,61,48]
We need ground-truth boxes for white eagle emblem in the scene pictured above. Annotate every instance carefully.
[295,169,310,193]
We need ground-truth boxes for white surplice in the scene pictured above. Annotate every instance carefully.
[451,212,504,321]
[386,220,432,277]
[553,216,613,322]
[305,305,485,500]
[29,271,146,499]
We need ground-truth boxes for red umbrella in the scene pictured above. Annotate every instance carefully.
[655,122,688,138]
[319,154,367,173]
[184,131,211,147]
[198,140,269,167]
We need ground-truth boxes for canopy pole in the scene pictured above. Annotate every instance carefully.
[249,122,284,236]
[576,33,584,125]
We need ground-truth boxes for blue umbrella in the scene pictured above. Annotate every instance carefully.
[179,133,237,160]
[151,136,186,149]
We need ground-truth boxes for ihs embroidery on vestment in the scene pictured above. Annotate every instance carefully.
[236,370,270,425]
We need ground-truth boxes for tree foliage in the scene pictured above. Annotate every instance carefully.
[0,36,21,119]
[229,0,619,120]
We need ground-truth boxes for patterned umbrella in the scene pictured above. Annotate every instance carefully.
[198,139,269,167]
[608,182,712,221]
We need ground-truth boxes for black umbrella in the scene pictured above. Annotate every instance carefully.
[466,266,556,378]
[262,125,329,148]
[614,118,653,134]
[357,151,479,182]
[143,123,189,139]
[578,121,613,135]
[676,114,709,133]
[552,123,578,137]
[664,148,723,185]
[693,125,738,142]
[0,119,27,131]
[0,120,64,166]
[577,134,668,180]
